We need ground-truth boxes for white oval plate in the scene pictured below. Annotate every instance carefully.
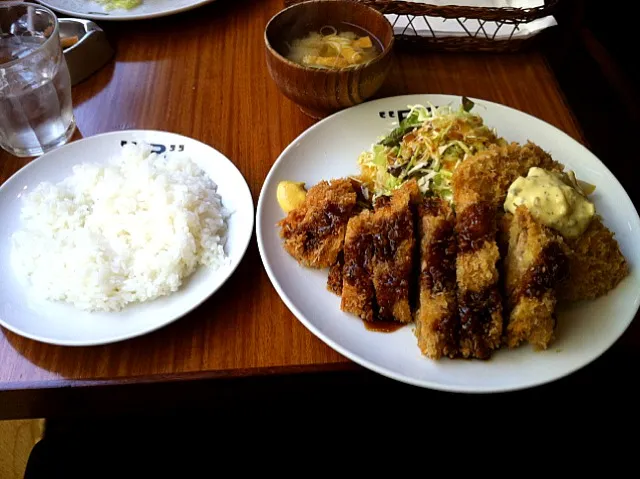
[37,0,215,21]
[0,131,254,346]
[257,94,640,393]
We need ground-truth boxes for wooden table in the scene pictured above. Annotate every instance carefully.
[1,0,637,419]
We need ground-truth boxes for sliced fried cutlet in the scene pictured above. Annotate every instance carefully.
[327,252,344,296]
[559,216,629,301]
[504,207,569,349]
[278,179,357,268]
[449,142,558,359]
[369,182,419,323]
[496,211,512,259]
[341,210,376,321]
[452,141,564,209]
[415,198,458,359]
[455,202,503,359]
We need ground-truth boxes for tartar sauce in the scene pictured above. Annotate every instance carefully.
[504,167,595,238]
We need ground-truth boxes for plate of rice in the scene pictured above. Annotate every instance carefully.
[0,131,254,346]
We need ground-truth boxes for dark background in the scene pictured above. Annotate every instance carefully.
[550,0,639,207]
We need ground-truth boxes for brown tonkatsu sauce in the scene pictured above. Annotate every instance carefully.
[343,225,377,320]
[456,202,495,253]
[343,231,374,283]
[364,320,405,333]
[455,201,502,358]
[415,198,459,355]
[435,312,459,355]
[327,252,344,295]
[421,221,457,294]
[373,210,412,261]
[518,242,569,299]
[301,201,354,252]
[458,288,502,359]
[372,209,413,320]
[420,200,459,352]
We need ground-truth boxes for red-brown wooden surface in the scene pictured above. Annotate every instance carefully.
[1,0,635,418]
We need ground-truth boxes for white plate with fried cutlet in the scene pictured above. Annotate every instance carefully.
[257,94,640,393]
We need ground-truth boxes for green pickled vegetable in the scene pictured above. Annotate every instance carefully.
[96,0,142,11]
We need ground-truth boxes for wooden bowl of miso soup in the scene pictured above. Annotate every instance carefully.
[265,0,395,119]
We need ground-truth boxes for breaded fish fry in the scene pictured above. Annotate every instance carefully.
[559,216,629,301]
[504,207,569,349]
[452,141,563,208]
[450,141,564,358]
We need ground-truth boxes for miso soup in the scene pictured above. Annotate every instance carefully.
[286,23,382,69]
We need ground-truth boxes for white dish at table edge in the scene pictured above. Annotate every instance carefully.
[36,0,216,21]
[257,94,640,393]
[0,130,254,346]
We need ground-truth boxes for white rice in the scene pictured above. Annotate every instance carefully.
[11,142,230,312]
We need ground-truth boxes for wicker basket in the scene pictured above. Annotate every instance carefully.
[282,0,560,52]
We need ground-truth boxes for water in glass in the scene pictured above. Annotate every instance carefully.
[0,3,76,157]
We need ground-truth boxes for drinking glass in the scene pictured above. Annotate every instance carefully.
[0,2,76,157]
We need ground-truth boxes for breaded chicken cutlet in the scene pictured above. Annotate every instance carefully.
[559,216,629,301]
[370,181,418,323]
[327,252,344,296]
[453,141,628,349]
[503,207,569,349]
[459,141,627,302]
[452,148,509,359]
[341,210,376,321]
[454,201,503,359]
[415,198,459,359]
[278,134,629,362]
[278,179,357,268]
[340,181,418,323]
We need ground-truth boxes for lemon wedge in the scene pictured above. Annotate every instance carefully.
[277,181,307,213]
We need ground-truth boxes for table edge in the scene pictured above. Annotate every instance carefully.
[0,361,359,393]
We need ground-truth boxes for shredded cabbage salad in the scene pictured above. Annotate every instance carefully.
[357,98,504,202]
